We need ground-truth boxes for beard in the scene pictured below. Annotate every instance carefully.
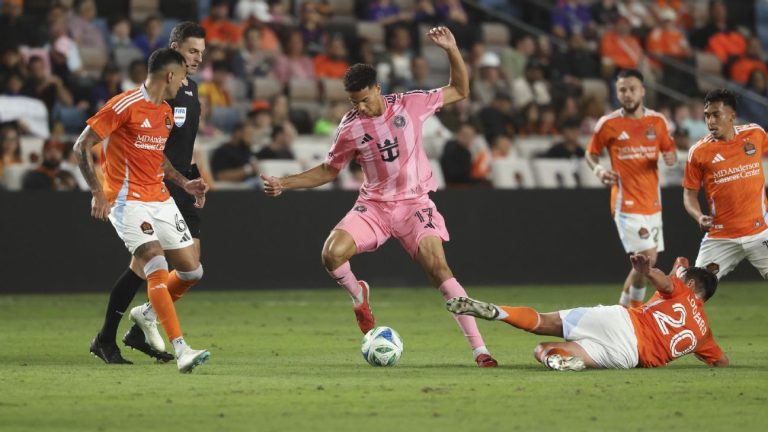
[622,101,641,114]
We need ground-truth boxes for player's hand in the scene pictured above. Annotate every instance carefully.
[427,26,457,51]
[184,178,209,208]
[261,174,284,197]
[698,215,713,231]
[595,166,619,185]
[90,191,111,221]
[630,254,651,275]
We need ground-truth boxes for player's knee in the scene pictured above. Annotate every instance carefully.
[321,245,347,269]
[177,264,203,281]
[143,255,168,277]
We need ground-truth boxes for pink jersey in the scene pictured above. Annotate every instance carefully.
[326,88,444,201]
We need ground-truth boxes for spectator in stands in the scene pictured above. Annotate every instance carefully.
[476,91,515,143]
[4,71,24,96]
[255,123,296,160]
[472,51,511,109]
[366,0,411,25]
[501,35,536,82]
[740,70,768,128]
[68,0,106,53]
[199,60,233,108]
[313,101,347,136]
[58,140,88,190]
[210,122,260,184]
[21,56,74,122]
[539,118,585,159]
[414,0,474,49]
[198,94,224,139]
[202,0,242,48]
[121,59,147,90]
[235,0,271,22]
[405,56,439,92]
[673,126,690,151]
[133,15,165,61]
[299,1,325,57]
[705,25,747,65]
[551,0,593,38]
[21,138,64,190]
[90,63,123,109]
[107,16,143,72]
[0,125,22,182]
[237,4,283,55]
[48,16,83,76]
[580,95,607,134]
[557,97,582,127]
[690,1,731,50]
[271,94,291,125]
[274,29,316,85]
[512,59,551,110]
[674,100,708,141]
[600,15,644,75]
[441,123,484,187]
[0,46,26,89]
[729,36,768,85]
[246,99,273,147]
[646,7,691,63]
[489,133,517,160]
[0,0,42,50]
[516,102,556,136]
[313,33,349,79]
[233,26,275,79]
[590,0,620,26]
[617,0,654,33]
[551,32,601,93]
[376,26,414,92]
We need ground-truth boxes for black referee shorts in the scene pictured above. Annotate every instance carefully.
[167,165,202,238]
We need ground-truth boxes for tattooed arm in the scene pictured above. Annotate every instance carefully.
[162,156,210,208]
[74,126,110,221]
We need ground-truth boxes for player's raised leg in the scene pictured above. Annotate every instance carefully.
[321,229,375,333]
[416,236,497,367]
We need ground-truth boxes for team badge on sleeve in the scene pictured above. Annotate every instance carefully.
[174,107,187,127]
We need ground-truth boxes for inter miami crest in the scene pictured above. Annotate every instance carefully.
[392,115,406,129]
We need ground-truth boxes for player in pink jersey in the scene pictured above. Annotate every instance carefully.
[262,27,497,367]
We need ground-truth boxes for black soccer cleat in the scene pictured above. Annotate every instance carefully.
[90,336,133,364]
[122,325,174,363]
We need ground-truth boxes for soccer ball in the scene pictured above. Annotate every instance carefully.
[361,326,403,367]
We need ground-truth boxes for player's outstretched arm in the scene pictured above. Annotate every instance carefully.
[74,125,110,221]
[683,188,712,231]
[428,26,468,106]
[630,254,672,294]
[262,163,339,197]
[162,156,209,208]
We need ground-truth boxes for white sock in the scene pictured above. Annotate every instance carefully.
[472,346,490,358]
[495,306,508,320]
[619,291,630,307]
[142,302,157,321]
[172,337,189,357]
[629,286,646,302]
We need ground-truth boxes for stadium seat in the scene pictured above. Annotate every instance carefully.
[112,46,144,74]
[516,136,552,158]
[356,22,384,46]
[228,77,249,102]
[422,46,450,75]
[292,141,330,169]
[289,79,320,102]
[1,163,31,191]
[327,0,355,16]
[321,78,347,103]
[695,52,722,92]
[576,157,611,188]
[160,19,180,46]
[429,159,446,190]
[79,47,108,77]
[252,77,283,100]
[582,79,609,105]
[19,136,43,163]
[482,23,510,47]
[531,159,579,188]
[131,0,160,22]
[490,158,536,189]
[210,107,243,133]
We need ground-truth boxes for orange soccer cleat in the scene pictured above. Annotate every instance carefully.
[353,280,376,334]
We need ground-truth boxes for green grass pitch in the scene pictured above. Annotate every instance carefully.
[1,283,766,432]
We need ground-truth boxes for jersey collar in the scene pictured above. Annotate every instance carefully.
[140,84,151,101]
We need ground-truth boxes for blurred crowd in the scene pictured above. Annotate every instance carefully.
[0,0,766,191]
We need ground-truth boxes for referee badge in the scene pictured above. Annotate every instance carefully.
[174,107,187,127]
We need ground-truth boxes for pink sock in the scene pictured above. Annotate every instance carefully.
[438,278,486,350]
[328,262,361,302]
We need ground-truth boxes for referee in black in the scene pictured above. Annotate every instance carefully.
[89,22,207,363]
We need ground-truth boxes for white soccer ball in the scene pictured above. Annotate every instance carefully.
[361,326,404,367]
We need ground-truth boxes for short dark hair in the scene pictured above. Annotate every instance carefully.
[617,69,644,83]
[704,88,737,111]
[169,21,206,46]
[683,266,718,301]
[343,64,377,92]
[147,48,185,74]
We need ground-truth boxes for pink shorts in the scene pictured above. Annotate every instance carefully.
[334,195,450,258]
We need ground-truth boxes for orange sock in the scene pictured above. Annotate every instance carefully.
[544,347,572,357]
[168,271,198,302]
[147,269,183,341]
[498,306,540,331]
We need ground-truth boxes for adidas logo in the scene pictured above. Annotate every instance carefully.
[141,118,152,128]
[618,131,630,140]
[180,233,191,242]
[361,133,373,144]
[711,153,725,164]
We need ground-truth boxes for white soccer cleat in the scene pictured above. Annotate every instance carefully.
[177,348,211,373]
[545,354,586,372]
[129,305,165,352]
[445,297,499,320]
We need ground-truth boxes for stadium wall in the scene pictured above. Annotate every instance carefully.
[1,189,761,293]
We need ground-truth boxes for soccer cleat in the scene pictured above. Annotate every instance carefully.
[122,325,174,363]
[545,354,586,371]
[445,297,499,320]
[177,348,211,373]
[129,304,165,352]
[90,336,133,364]
[475,353,499,368]
[353,280,376,334]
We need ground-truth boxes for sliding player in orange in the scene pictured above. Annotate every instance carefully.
[74,48,210,372]
[586,69,677,308]
[683,89,768,280]
[447,255,728,370]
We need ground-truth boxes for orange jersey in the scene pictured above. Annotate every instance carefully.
[86,86,173,204]
[683,124,768,239]
[628,277,723,368]
[588,108,675,214]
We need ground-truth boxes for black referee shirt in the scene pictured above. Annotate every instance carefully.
[164,78,201,173]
